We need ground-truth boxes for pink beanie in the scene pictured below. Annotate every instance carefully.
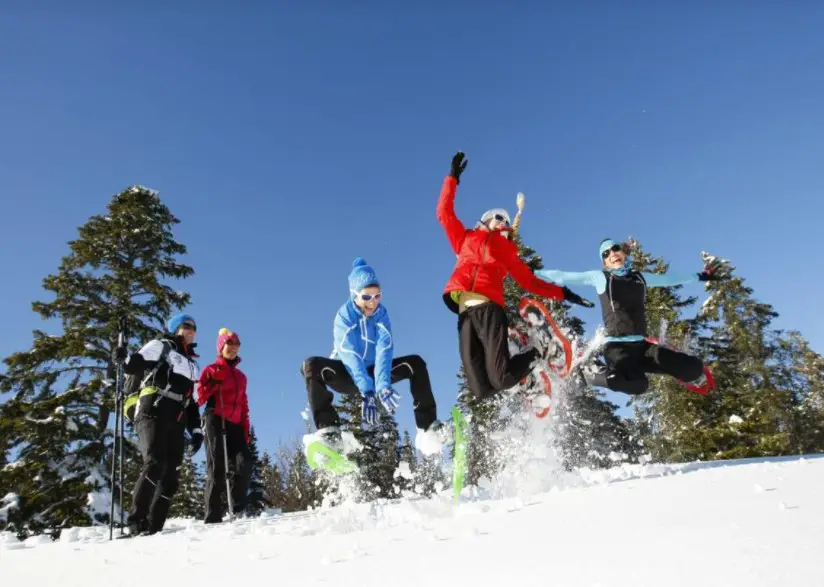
[217,327,241,355]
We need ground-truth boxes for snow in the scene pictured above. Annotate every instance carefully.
[1,454,822,585]
[729,414,744,425]
[0,494,18,524]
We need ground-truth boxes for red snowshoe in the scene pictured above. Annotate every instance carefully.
[507,298,575,418]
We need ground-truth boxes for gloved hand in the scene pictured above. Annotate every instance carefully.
[210,366,227,383]
[362,391,379,426]
[450,151,468,182]
[378,387,400,415]
[697,261,724,281]
[112,346,128,364]
[189,429,204,455]
[562,286,595,308]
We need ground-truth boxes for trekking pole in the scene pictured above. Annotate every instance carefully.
[109,316,128,540]
[218,387,235,520]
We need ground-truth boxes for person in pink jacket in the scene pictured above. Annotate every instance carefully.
[197,328,253,523]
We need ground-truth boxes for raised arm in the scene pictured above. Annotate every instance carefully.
[437,152,470,254]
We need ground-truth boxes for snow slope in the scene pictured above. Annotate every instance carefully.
[2,454,822,587]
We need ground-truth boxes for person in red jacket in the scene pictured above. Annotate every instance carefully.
[438,151,593,403]
[196,327,253,523]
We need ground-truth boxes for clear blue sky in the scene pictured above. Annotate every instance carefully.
[2,3,822,456]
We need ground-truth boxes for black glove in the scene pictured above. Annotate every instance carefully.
[112,346,128,364]
[189,430,204,455]
[697,261,724,281]
[562,286,595,308]
[450,151,468,182]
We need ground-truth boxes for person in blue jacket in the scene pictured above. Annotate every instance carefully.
[301,258,446,453]
[536,238,723,395]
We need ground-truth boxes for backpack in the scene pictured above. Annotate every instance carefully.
[122,341,172,424]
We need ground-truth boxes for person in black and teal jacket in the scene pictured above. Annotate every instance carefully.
[536,238,724,396]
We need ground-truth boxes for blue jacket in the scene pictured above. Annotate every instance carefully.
[332,299,393,395]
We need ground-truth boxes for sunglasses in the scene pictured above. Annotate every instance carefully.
[489,214,510,226]
[224,339,240,346]
[181,322,197,331]
[601,244,624,259]
[358,292,382,302]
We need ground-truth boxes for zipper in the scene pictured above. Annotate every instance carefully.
[469,231,494,293]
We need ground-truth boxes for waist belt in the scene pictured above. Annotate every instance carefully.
[139,386,185,403]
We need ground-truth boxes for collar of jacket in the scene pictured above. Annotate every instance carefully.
[215,355,242,367]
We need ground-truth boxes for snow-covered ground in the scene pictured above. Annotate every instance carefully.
[2,453,822,587]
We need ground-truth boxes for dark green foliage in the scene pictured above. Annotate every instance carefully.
[0,185,193,539]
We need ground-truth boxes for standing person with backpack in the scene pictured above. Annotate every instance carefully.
[196,328,253,523]
[114,314,203,537]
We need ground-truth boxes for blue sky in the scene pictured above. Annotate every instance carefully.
[1,3,822,456]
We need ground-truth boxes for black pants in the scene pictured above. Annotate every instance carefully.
[302,354,437,431]
[128,415,185,534]
[203,410,252,523]
[588,340,704,395]
[458,303,538,401]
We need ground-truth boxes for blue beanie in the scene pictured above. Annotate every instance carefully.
[348,257,380,293]
[599,238,618,260]
[167,313,196,334]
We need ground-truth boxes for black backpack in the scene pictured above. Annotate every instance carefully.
[122,341,172,424]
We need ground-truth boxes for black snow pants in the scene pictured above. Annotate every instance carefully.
[458,302,538,401]
[128,413,186,534]
[302,354,437,431]
[588,340,704,395]
[203,410,252,523]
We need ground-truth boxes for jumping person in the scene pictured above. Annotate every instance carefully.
[437,151,593,403]
[301,258,447,454]
[536,238,723,395]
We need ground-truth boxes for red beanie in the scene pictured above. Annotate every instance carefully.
[217,327,241,356]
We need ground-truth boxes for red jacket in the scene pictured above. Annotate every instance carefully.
[197,356,250,443]
[437,176,565,314]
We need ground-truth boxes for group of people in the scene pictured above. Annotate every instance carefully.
[114,318,252,537]
[113,150,723,537]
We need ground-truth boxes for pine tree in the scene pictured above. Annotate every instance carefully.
[683,252,802,460]
[773,332,824,453]
[280,441,326,512]
[0,185,193,539]
[259,450,285,511]
[336,390,402,500]
[168,453,204,520]
[245,427,269,515]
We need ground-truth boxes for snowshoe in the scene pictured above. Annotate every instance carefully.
[303,427,359,475]
[451,407,469,503]
[518,298,573,376]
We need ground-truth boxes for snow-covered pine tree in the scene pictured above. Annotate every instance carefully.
[684,252,805,460]
[0,185,193,540]
[336,390,402,500]
[168,454,204,520]
[772,332,824,453]
[245,427,270,515]
[259,450,285,511]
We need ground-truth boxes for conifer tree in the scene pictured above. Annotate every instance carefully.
[259,450,285,511]
[0,185,193,539]
[246,427,269,514]
[168,453,204,520]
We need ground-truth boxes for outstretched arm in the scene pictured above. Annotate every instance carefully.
[536,269,607,295]
[333,312,375,395]
[507,251,565,301]
[641,272,699,288]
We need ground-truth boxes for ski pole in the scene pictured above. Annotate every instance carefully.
[218,386,235,520]
[109,316,128,540]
